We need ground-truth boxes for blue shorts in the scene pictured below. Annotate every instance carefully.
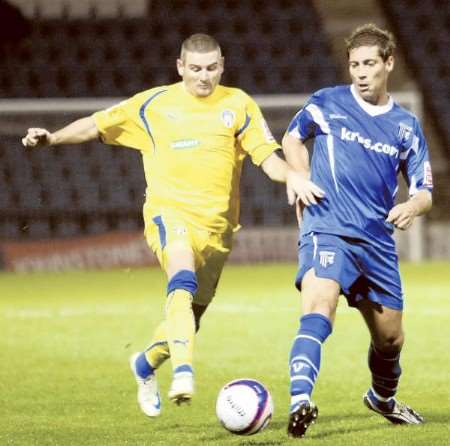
[295,233,403,311]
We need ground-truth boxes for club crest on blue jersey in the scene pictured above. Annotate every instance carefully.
[397,122,413,143]
[221,110,236,128]
[319,251,335,268]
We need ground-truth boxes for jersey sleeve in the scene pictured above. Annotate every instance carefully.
[286,89,330,141]
[399,118,433,196]
[92,95,146,151]
[236,94,279,166]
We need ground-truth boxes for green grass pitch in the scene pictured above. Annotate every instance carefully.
[1,261,449,445]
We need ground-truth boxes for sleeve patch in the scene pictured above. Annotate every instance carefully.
[262,118,275,143]
[423,161,433,187]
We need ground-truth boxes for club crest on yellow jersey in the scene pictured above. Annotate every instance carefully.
[221,110,236,128]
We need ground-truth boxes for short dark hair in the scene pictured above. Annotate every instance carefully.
[345,23,396,61]
[180,34,221,60]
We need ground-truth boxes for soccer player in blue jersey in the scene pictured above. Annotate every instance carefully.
[282,23,433,437]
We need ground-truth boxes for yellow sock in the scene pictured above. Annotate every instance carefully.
[166,289,195,374]
[144,321,170,370]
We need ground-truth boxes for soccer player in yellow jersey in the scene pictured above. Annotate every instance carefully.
[22,34,315,418]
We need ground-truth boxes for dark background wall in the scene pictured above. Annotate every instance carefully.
[0,0,448,242]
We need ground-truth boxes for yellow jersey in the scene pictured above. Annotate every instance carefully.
[93,82,279,233]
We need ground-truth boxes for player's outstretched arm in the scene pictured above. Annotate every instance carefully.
[260,151,324,206]
[281,134,325,206]
[386,189,432,230]
[22,116,99,148]
[282,133,310,177]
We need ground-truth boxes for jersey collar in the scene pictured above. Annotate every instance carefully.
[350,84,394,116]
[178,81,223,104]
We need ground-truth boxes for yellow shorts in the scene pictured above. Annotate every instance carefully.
[144,212,233,306]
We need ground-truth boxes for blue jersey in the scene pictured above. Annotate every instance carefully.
[287,85,433,248]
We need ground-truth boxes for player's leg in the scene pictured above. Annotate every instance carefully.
[130,319,169,417]
[131,276,208,414]
[359,299,404,403]
[358,300,424,424]
[193,240,229,314]
[288,234,360,438]
[143,321,170,371]
[358,299,404,400]
[140,233,203,376]
[167,229,231,403]
[130,216,197,413]
[288,268,338,437]
[356,243,424,424]
[290,268,340,404]
[141,234,197,372]
[163,241,198,404]
[143,303,205,372]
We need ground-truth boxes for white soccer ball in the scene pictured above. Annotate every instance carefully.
[216,378,274,435]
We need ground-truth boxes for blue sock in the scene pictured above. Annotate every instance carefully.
[368,343,401,400]
[135,352,155,379]
[289,313,332,408]
[366,388,395,412]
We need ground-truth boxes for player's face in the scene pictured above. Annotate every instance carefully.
[177,50,224,97]
[348,45,394,105]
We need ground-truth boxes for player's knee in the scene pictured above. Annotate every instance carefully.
[302,291,339,318]
[373,331,404,353]
[301,272,340,317]
[167,270,198,296]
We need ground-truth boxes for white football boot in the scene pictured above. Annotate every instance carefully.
[129,352,161,417]
[168,372,194,405]
[363,389,424,424]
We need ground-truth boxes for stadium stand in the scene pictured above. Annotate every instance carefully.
[0,0,447,250]
[0,135,144,239]
[0,0,338,241]
[0,0,338,97]
[379,0,450,148]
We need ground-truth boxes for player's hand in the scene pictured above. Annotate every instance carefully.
[295,197,305,228]
[21,128,54,148]
[386,201,419,230]
[286,170,325,207]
